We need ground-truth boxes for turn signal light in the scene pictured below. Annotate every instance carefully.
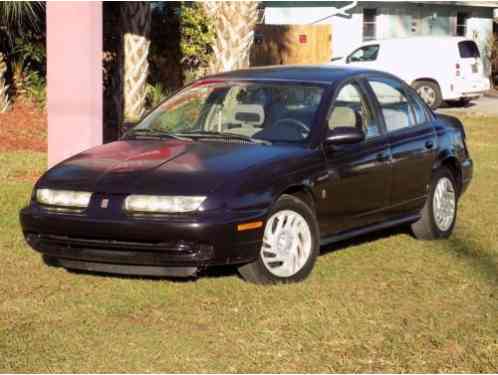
[237,221,263,232]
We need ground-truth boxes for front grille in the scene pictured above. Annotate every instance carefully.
[29,233,209,253]
[26,233,215,266]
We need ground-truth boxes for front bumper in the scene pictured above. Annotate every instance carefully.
[20,204,265,277]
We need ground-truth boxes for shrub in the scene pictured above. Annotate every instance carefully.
[9,31,46,109]
[179,3,215,77]
[145,82,170,110]
[24,71,46,110]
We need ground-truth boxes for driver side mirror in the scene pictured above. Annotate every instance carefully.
[325,127,365,145]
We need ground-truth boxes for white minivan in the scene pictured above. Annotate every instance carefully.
[331,37,490,109]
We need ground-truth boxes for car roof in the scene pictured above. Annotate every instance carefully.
[205,65,375,85]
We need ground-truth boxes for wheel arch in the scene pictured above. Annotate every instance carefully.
[411,77,441,88]
[277,184,317,213]
[434,155,463,196]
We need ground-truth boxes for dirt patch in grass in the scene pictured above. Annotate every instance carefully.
[0,101,47,153]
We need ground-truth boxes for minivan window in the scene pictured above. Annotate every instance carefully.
[458,41,480,58]
[347,45,380,63]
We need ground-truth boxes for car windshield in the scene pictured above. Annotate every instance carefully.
[129,81,324,144]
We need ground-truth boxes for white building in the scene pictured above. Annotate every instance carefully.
[264,1,498,69]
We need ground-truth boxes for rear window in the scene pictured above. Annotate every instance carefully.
[458,41,480,58]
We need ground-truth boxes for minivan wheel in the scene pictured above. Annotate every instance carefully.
[238,194,319,284]
[413,80,442,109]
[411,167,457,240]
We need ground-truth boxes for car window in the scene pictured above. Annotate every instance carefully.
[328,82,380,139]
[369,80,416,132]
[458,41,480,59]
[348,45,380,63]
[406,89,429,125]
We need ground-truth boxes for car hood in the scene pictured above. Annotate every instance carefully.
[39,139,306,195]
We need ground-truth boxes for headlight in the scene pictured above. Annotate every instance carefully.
[124,195,206,213]
[36,189,92,208]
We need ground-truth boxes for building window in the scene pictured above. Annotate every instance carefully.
[457,12,469,36]
[363,9,377,41]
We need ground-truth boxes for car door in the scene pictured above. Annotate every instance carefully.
[318,79,392,236]
[366,77,436,216]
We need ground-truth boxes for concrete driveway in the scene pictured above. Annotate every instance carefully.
[437,94,498,117]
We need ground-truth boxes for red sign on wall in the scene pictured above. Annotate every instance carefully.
[299,34,307,44]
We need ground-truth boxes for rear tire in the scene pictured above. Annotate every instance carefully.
[413,80,443,109]
[411,167,458,240]
[238,194,319,284]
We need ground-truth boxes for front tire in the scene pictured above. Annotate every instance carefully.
[411,167,458,240]
[238,194,319,284]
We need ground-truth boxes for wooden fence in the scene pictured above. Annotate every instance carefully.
[250,24,332,67]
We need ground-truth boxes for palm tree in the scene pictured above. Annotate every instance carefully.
[0,52,8,112]
[120,1,151,124]
[0,1,43,112]
[201,2,260,74]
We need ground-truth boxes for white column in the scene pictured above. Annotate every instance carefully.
[47,1,103,167]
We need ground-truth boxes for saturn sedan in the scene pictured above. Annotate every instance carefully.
[20,66,473,284]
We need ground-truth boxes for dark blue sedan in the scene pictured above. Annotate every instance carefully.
[20,66,473,284]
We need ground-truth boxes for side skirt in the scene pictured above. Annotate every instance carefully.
[319,214,420,247]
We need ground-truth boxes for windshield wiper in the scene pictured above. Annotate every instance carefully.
[177,130,271,145]
[125,129,191,141]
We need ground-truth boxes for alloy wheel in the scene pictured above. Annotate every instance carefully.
[417,85,437,107]
[433,177,456,232]
[260,210,312,278]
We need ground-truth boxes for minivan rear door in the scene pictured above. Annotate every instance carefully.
[457,40,483,79]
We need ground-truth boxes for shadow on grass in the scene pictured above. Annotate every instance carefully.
[320,225,497,288]
[440,101,476,109]
[441,235,498,288]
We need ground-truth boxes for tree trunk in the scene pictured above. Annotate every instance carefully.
[0,53,10,112]
[201,2,260,74]
[120,1,151,125]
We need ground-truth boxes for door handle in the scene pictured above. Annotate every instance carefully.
[425,140,434,149]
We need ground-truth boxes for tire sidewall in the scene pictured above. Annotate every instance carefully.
[413,81,442,109]
[427,168,458,238]
[255,194,320,283]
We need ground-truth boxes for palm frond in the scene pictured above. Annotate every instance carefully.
[0,1,44,37]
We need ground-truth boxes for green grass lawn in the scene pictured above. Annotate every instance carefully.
[1,116,497,372]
